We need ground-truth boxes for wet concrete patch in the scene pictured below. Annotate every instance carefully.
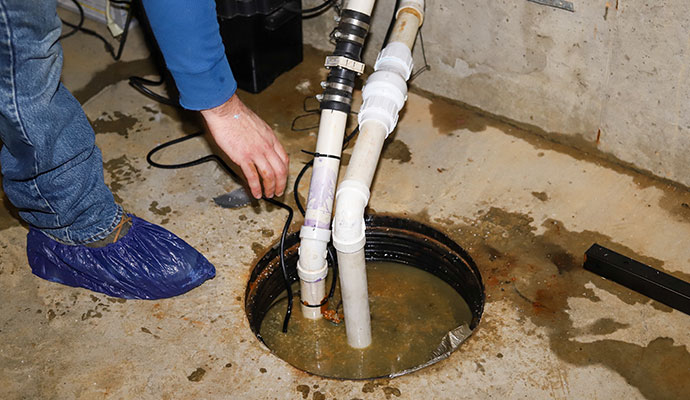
[296,384,310,398]
[412,206,690,399]
[657,185,690,223]
[187,367,206,382]
[428,95,487,134]
[148,201,172,216]
[103,155,143,204]
[381,139,412,163]
[72,59,158,104]
[531,191,549,201]
[91,111,138,137]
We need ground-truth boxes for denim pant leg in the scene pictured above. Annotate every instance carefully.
[0,0,121,244]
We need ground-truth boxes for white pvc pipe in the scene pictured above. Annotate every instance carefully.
[337,250,371,348]
[296,0,379,321]
[298,110,348,319]
[343,122,388,186]
[389,10,420,48]
[332,1,424,348]
[345,0,376,15]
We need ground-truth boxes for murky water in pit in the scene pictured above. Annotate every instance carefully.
[259,261,473,379]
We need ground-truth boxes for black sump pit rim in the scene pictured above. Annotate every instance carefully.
[245,214,485,378]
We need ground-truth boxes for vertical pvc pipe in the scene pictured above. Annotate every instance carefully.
[297,0,377,320]
[299,110,348,319]
[345,0,376,15]
[337,250,371,348]
[332,1,424,348]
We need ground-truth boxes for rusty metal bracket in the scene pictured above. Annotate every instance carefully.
[527,0,575,12]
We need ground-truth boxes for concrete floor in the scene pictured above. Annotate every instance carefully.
[2,14,690,400]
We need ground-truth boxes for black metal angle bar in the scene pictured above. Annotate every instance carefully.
[584,243,690,316]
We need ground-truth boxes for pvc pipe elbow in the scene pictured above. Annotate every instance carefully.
[332,180,370,254]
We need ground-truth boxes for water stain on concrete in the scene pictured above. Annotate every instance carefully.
[72,59,158,104]
[251,242,266,258]
[187,367,205,382]
[296,384,310,399]
[103,155,143,204]
[81,309,102,320]
[428,95,487,134]
[360,379,401,398]
[142,105,158,115]
[90,111,138,137]
[382,386,402,398]
[381,139,412,163]
[585,318,630,335]
[416,85,690,201]
[106,297,127,303]
[313,391,325,400]
[657,186,690,223]
[149,201,172,216]
[406,206,690,399]
[238,46,330,139]
[531,191,549,201]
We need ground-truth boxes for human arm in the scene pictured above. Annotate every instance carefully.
[140,0,288,198]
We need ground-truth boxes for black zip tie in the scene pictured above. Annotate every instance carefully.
[300,149,341,160]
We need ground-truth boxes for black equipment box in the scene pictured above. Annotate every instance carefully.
[216,0,303,93]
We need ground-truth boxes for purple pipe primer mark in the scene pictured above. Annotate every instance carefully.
[305,161,336,229]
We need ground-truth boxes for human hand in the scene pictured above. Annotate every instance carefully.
[201,94,289,199]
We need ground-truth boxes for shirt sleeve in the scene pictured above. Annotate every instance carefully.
[141,0,237,110]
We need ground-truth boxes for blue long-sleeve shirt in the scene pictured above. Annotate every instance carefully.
[141,0,237,110]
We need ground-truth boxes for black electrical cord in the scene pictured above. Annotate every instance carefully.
[382,0,402,48]
[284,0,338,19]
[136,0,404,333]
[292,125,359,216]
[59,0,85,40]
[60,0,134,61]
[145,131,297,333]
[128,76,178,106]
[302,0,337,15]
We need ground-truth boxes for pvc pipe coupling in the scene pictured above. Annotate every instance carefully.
[375,42,414,80]
[297,259,328,283]
[297,225,332,283]
[358,69,410,137]
[332,180,370,254]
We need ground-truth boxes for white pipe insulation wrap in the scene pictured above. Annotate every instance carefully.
[332,0,424,348]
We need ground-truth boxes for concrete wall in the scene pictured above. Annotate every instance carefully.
[302,0,690,186]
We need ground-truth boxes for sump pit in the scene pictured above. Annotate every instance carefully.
[246,214,485,379]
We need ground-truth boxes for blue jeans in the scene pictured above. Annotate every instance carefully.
[0,0,121,244]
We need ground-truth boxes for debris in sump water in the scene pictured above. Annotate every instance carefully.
[259,261,473,379]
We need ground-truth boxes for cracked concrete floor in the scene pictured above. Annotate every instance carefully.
[2,14,690,400]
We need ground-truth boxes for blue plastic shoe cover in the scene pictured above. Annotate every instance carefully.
[26,214,216,299]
